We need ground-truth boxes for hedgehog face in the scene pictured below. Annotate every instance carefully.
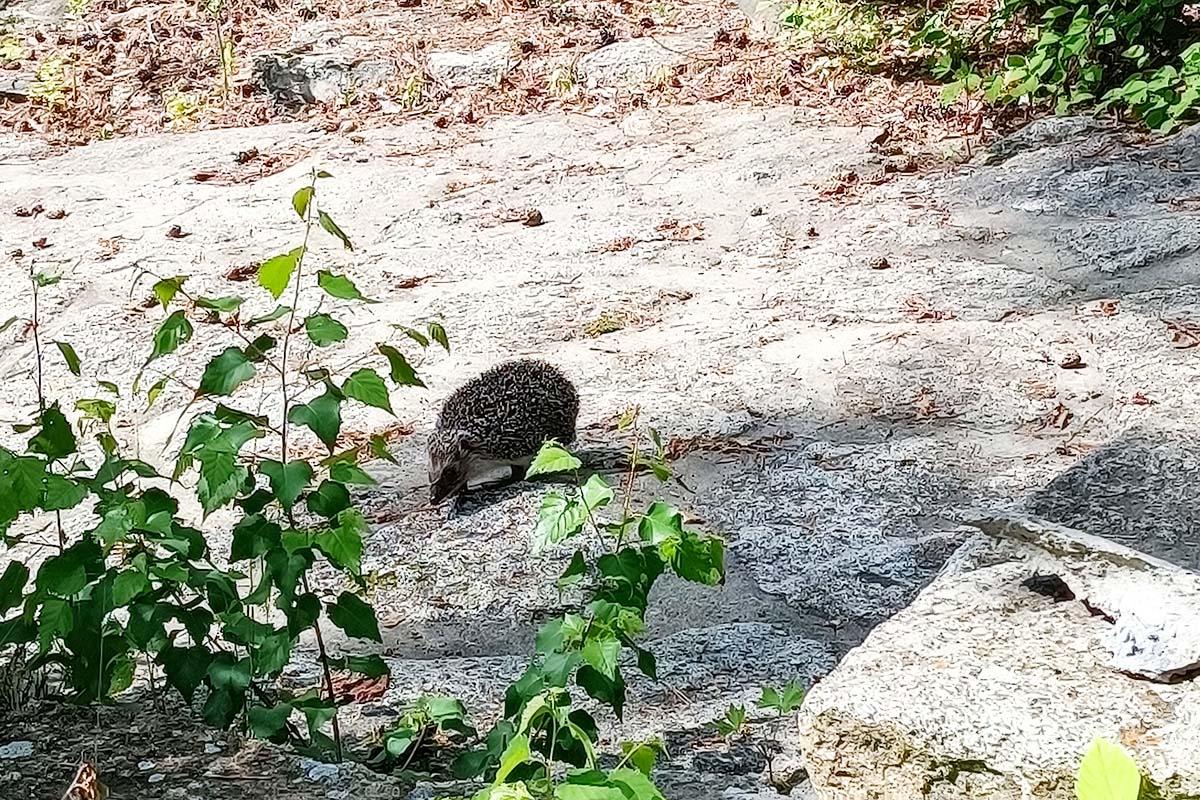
[428,429,470,504]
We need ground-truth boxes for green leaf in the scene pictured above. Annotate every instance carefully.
[329,654,389,678]
[248,703,294,741]
[288,386,342,451]
[619,740,662,777]
[152,275,188,308]
[34,272,61,287]
[329,459,376,486]
[579,474,614,513]
[315,509,367,575]
[28,404,76,460]
[0,316,21,334]
[660,530,725,586]
[247,305,291,327]
[203,687,244,728]
[557,551,588,592]
[428,321,450,352]
[0,562,29,616]
[715,705,746,737]
[758,679,806,715]
[326,591,381,642]
[75,398,116,424]
[534,492,588,552]
[254,630,294,675]
[113,570,150,606]
[306,480,351,518]
[1077,737,1141,800]
[243,334,276,363]
[496,733,532,783]
[526,441,582,478]
[318,211,354,251]
[198,347,256,396]
[394,325,429,347]
[36,544,93,597]
[195,295,245,313]
[377,344,425,387]
[581,636,621,681]
[342,368,394,414]
[54,341,81,375]
[576,665,626,719]
[607,768,666,800]
[160,645,212,704]
[209,653,253,693]
[257,247,304,300]
[146,310,193,364]
[317,270,372,302]
[637,502,682,545]
[292,185,314,219]
[369,434,398,464]
[146,376,169,407]
[305,313,348,347]
[260,459,313,511]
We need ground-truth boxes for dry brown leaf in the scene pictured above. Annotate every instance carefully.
[60,761,106,800]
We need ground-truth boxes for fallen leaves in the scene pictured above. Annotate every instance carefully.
[1044,403,1073,430]
[1165,318,1200,349]
[656,217,705,241]
[901,295,956,322]
[911,387,939,417]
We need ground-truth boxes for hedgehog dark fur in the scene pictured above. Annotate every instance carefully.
[428,359,579,503]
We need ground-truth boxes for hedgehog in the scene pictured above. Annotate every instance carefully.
[428,359,580,504]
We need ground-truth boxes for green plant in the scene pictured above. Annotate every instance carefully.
[396,70,427,109]
[757,679,805,716]
[0,171,436,760]
[1076,737,1141,800]
[165,90,201,123]
[451,433,726,798]
[715,704,748,738]
[369,695,476,771]
[205,0,232,100]
[29,55,68,109]
[0,36,24,63]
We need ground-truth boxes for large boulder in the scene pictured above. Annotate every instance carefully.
[796,516,1200,800]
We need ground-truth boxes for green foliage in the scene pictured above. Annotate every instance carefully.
[779,0,1200,131]
[757,679,806,716]
[1076,737,1142,800]
[0,171,437,762]
[715,705,748,738]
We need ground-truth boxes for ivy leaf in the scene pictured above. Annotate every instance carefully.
[209,653,253,694]
[327,592,381,642]
[317,270,373,302]
[660,530,725,586]
[315,509,367,575]
[306,480,351,518]
[254,630,294,676]
[42,475,87,512]
[329,459,376,486]
[260,459,313,512]
[198,347,256,397]
[376,344,425,387]
[288,386,342,451]
[556,551,588,592]
[526,441,582,478]
[1077,738,1142,800]
[146,310,193,364]
[496,734,532,783]
[257,247,304,300]
[318,212,354,251]
[427,321,450,352]
[247,305,291,327]
[54,341,81,376]
[292,185,314,219]
[305,313,348,347]
[28,404,76,460]
[152,275,187,308]
[637,502,683,545]
[342,369,393,414]
[195,296,245,313]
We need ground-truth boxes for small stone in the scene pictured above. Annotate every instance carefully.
[1060,352,1086,369]
[749,206,764,217]
[0,742,33,759]
[148,773,166,784]
[138,760,156,771]
[867,256,891,270]
[204,743,221,754]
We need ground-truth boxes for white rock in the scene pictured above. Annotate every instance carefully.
[138,760,156,771]
[0,742,33,759]
[426,43,510,90]
[148,773,166,784]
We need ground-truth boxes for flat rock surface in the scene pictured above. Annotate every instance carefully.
[797,521,1200,800]
[1,109,1200,797]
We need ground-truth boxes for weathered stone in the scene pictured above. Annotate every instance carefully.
[426,42,511,89]
[578,34,708,87]
[797,517,1200,800]
[252,52,396,105]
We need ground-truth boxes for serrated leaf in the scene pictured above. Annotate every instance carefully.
[534,492,588,552]
[557,551,588,592]
[526,442,582,478]
[113,570,150,606]
[195,295,245,313]
[198,347,256,396]
[619,740,662,777]
[248,703,294,741]
[318,270,373,302]
[152,275,188,308]
[254,630,294,675]
[54,341,81,375]
[288,386,342,451]
[342,368,394,414]
[230,514,283,562]
[1077,737,1141,800]
[292,185,314,219]
[376,343,425,387]
[260,459,313,511]
[315,509,366,575]
[209,653,253,693]
[581,636,621,680]
[306,480,351,518]
[304,313,348,347]
[580,474,613,513]
[368,434,398,464]
[327,591,381,642]
[318,211,354,251]
[146,310,193,365]
[258,247,304,300]
[247,305,291,327]
[637,502,683,545]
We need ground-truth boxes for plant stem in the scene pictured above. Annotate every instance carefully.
[303,574,344,762]
[29,269,66,551]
